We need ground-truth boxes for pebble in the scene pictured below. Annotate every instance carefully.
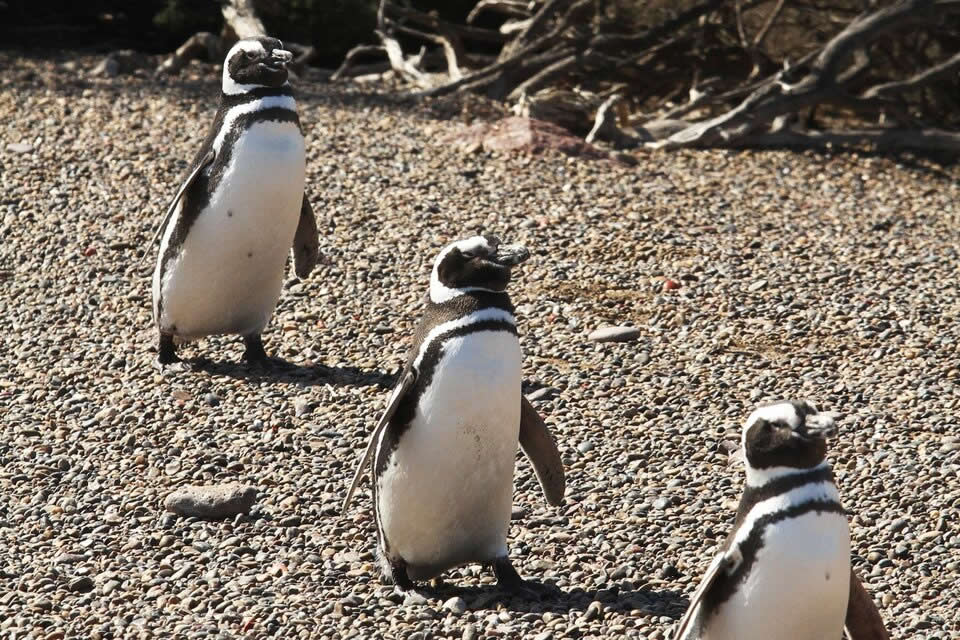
[163,483,257,519]
[293,398,313,417]
[69,576,94,593]
[587,326,642,343]
[442,596,467,615]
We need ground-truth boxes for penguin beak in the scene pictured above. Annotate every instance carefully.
[267,49,293,69]
[494,243,530,267]
[798,412,838,440]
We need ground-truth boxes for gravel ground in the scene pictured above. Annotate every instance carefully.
[2,50,959,640]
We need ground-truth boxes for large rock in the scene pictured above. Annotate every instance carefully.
[164,483,257,519]
[444,116,609,159]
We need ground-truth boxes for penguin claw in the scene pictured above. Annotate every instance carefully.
[492,556,556,601]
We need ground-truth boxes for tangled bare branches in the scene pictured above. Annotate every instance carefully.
[333,0,960,152]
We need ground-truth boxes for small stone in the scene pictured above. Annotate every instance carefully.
[652,497,670,510]
[659,563,680,580]
[462,624,478,640]
[889,518,908,533]
[293,398,313,417]
[163,483,257,519]
[442,596,467,615]
[69,576,95,593]
[577,440,595,454]
[588,326,642,343]
[203,393,220,407]
[747,280,767,292]
[54,553,86,565]
[527,387,558,402]
[91,56,119,77]
[6,142,33,154]
[403,592,427,606]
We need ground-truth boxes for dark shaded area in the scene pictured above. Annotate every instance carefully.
[0,0,479,67]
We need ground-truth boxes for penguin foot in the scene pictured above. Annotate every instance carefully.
[385,557,416,592]
[157,333,180,366]
[492,557,554,600]
[241,334,272,367]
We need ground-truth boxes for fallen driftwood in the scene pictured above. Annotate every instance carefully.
[155,0,316,76]
[333,0,960,153]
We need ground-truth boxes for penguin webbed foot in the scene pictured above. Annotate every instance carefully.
[385,558,416,593]
[492,556,555,601]
[241,334,279,369]
[155,334,190,371]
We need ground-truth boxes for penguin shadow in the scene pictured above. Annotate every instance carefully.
[418,580,688,617]
[187,357,395,390]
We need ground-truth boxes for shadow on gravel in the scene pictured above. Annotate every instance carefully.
[189,358,395,390]
[415,581,688,617]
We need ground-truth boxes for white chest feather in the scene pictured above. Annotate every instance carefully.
[705,486,850,640]
[378,329,522,576]
[153,119,305,338]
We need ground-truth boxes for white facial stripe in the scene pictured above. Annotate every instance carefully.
[212,95,297,153]
[412,308,516,372]
[745,460,828,487]
[742,401,804,452]
[732,479,842,550]
[454,236,491,254]
[428,236,497,303]
[746,402,803,430]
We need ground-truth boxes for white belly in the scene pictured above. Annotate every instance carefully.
[378,330,522,578]
[153,120,305,338]
[706,511,850,640]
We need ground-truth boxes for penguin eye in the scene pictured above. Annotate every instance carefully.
[244,50,257,61]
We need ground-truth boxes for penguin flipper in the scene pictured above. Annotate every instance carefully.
[519,396,565,506]
[673,548,740,640]
[341,370,416,515]
[292,195,319,278]
[143,149,214,267]
[844,568,889,640]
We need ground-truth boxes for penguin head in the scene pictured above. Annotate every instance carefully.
[222,37,293,94]
[430,235,530,303]
[741,400,837,474]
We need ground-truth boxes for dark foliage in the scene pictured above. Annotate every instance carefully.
[0,0,477,66]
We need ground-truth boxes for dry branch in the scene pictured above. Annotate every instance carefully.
[156,0,314,76]
[330,0,960,154]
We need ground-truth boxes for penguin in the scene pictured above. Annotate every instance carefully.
[673,400,851,640]
[341,235,565,595]
[150,36,319,367]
